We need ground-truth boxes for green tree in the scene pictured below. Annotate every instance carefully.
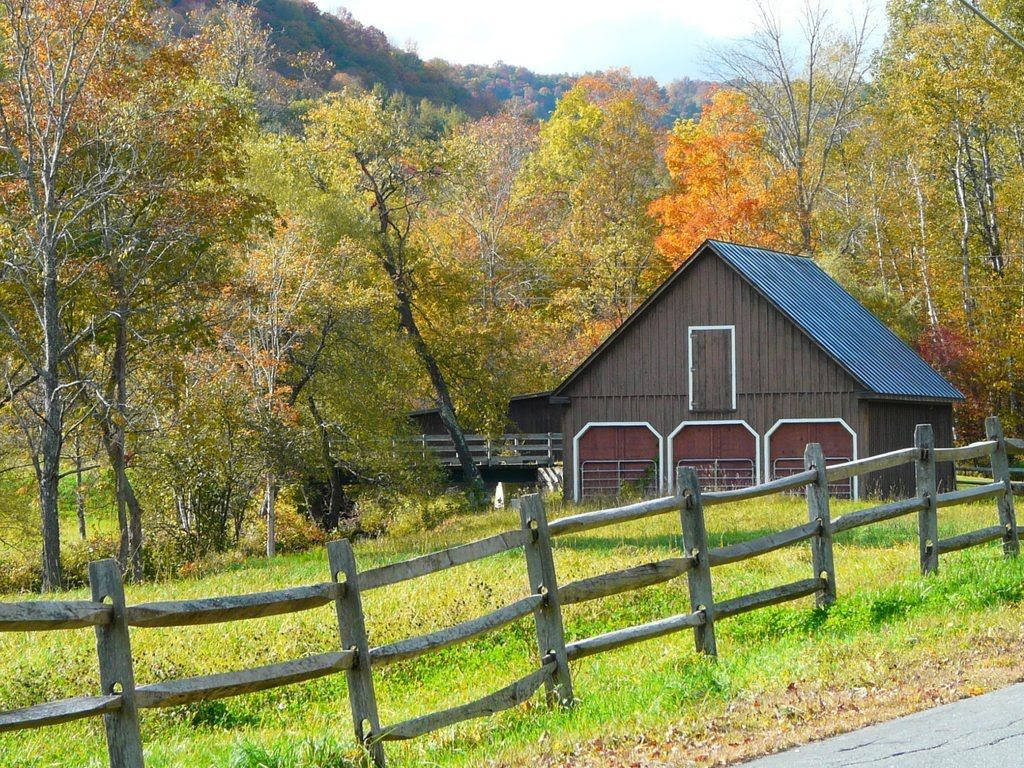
[527,75,669,367]
[301,92,487,497]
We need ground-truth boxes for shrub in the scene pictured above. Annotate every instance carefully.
[0,534,120,593]
[274,501,327,553]
[61,535,121,587]
[356,491,474,537]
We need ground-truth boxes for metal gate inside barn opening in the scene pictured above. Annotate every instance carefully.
[670,422,758,492]
[576,424,661,501]
[767,420,856,498]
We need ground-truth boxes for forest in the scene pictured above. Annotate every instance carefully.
[2,0,1023,594]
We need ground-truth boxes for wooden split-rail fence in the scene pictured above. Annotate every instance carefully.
[1,416,1022,767]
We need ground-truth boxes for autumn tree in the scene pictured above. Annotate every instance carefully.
[0,0,150,589]
[222,223,331,556]
[833,0,1024,434]
[193,1,273,92]
[80,44,260,578]
[424,113,557,426]
[650,88,786,264]
[527,74,670,364]
[300,92,487,497]
[711,0,871,254]
[242,128,440,529]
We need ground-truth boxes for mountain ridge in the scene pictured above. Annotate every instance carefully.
[165,0,713,120]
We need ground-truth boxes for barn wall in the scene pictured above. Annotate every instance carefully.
[862,400,956,497]
[561,250,866,497]
[507,396,564,433]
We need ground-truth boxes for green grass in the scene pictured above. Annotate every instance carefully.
[2,495,1024,767]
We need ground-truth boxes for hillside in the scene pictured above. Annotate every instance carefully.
[164,0,713,120]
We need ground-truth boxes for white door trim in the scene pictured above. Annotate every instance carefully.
[572,421,664,503]
[688,325,737,412]
[764,417,859,499]
[666,419,760,491]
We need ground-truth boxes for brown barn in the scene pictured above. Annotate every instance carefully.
[553,240,963,501]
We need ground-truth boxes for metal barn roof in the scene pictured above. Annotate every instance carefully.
[707,240,963,401]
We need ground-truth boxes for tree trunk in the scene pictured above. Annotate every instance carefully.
[392,288,485,497]
[39,240,63,592]
[103,303,144,581]
[75,434,86,540]
[264,473,277,558]
[96,417,146,576]
[979,132,1003,273]
[307,395,351,531]
[953,144,976,331]
[908,160,939,328]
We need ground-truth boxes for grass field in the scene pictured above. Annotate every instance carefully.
[3,493,1024,768]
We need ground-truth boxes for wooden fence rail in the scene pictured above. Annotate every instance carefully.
[1,416,1022,767]
[410,432,564,467]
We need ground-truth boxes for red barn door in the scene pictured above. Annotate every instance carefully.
[670,421,758,491]
[767,420,856,498]
[575,424,661,501]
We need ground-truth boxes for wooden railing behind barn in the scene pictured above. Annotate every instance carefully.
[2,416,1022,767]
[412,432,563,467]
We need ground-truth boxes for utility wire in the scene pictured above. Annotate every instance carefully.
[956,0,1024,54]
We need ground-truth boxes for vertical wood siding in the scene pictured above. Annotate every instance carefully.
[864,401,955,496]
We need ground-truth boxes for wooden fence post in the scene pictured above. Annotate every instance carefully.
[519,493,573,707]
[677,466,717,656]
[985,415,1020,557]
[804,443,836,607]
[915,424,939,574]
[327,539,385,768]
[89,559,144,768]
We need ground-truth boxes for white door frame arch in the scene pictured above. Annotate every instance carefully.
[764,417,859,500]
[666,419,760,492]
[572,421,664,502]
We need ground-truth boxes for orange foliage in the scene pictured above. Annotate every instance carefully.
[649,89,786,264]
[574,69,669,124]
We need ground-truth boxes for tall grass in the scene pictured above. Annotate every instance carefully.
[1,495,1021,767]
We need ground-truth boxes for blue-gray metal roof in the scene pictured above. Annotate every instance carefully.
[708,240,963,401]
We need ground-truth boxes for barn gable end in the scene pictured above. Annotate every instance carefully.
[557,241,960,501]
[557,247,860,404]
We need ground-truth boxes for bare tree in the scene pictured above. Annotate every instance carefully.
[710,0,872,253]
[0,0,135,590]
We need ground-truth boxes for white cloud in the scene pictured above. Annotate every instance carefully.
[313,0,879,82]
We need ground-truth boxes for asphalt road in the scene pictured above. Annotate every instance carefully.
[737,682,1024,767]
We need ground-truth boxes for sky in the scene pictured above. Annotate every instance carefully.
[311,0,881,82]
